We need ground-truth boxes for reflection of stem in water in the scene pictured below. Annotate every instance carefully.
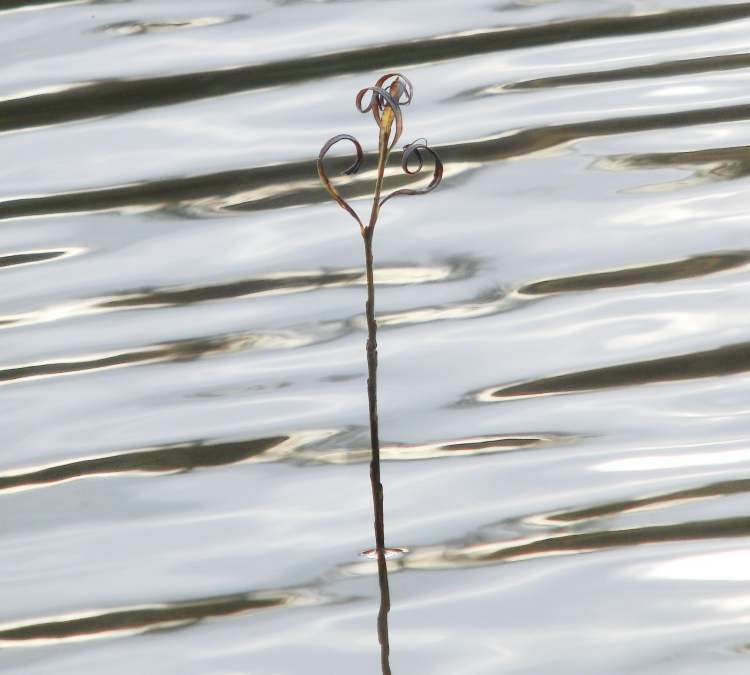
[376,546,392,675]
[364,221,391,674]
[317,73,442,674]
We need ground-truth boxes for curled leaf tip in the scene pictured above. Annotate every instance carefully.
[355,73,413,151]
[375,72,413,106]
[317,133,365,228]
[379,139,443,207]
[318,73,440,229]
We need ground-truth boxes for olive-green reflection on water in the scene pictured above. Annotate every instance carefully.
[429,516,750,567]
[0,430,571,498]
[485,340,750,399]
[341,514,750,574]
[598,145,750,191]
[0,0,88,11]
[545,476,750,525]
[295,432,575,465]
[0,435,289,493]
[5,249,745,390]
[460,52,750,96]
[7,98,750,221]
[0,328,338,385]
[0,249,75,269]
[98,258,475,309]
[2,2,749,133]
[0,587,326,646]
[519,251,750,295]
[0,257,477,330]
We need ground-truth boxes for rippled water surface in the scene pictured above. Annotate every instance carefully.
[4,1,750,672]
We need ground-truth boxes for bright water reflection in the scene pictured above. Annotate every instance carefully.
[3,0,750,673]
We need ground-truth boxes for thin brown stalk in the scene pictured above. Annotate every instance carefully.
[363,223,391,674]
[317,73,442,675]
[376,547,392,675]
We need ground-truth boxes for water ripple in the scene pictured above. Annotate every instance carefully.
[0,326,347,385]
[518,251,750,295]
[0,430,572,494]
[459,51,750,97]
[479,340,750,401]
[4,1,750,671]
[0,248,82,269]
[292,431,576,464]
[1,2,748,133]
[0,258,478,330]
[542,476,750,525]
[595,145,750,192]
[0,431,338,494]
[0,0,92,13]
[0,586,329,647]
[93,15,247,37]
[405,516,750,569]
[344,516,750,574]
[7,100,750,221]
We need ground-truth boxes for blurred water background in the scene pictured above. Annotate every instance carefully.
[3,0,750,672]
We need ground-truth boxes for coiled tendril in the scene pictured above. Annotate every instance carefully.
[316,133,364,229]
[317,72,442,235]
[379,139,443,207]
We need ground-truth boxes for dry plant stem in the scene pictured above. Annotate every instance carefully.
[363,232,391,674]
[364,228,385,555]
[365,232,392,674]
[365,100,393,675]
[317,73,442,675]
[376,551,392,675]
[364,90,394,555]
